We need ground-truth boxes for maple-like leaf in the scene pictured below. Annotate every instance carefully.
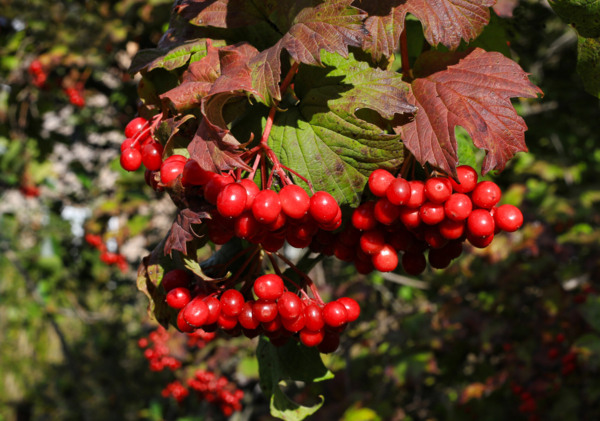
[175,0,274,28]
[165,208,211,256]
[395,48,543,176]
[360,0,494,61]
[249,0,368,106]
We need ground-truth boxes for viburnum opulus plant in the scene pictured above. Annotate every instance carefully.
[129,0,542,418]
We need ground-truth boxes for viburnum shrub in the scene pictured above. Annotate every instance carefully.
[130,1,542,418]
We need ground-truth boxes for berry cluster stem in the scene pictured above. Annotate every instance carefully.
[273,251,324,306]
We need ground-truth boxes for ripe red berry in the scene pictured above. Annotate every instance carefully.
[217,183,248,218]
[368,169,395,197]
[220,289,245,317]
[466,231,494,248]
[252,299,278,323]
[444,193,472,221]
[317,331,340,354]
[141,142,164,171]
[277,292,302,320]
[238,179,259,210]
[494,204,523,232]
[471,181,501,209]
[360,230,386,255]
[177,310,195,333]
[291,218,319,240]
[120,148,142,172]
[352,201,377,231]
[204,296,221,325]
[387,178,411,205]
[423,225,448,249]
[371,244,398,272]
[166,287,192,310]
[374,197,400,225]
[262,314,282,333]
[450,165,478,193]
[406,181,426,209]
[419,202,445,225]
[160,157,185,184]
[234,211,261,239]
[402,252,426,276]
[398,206,421,229]
[252,190,281,224]
[425,178,452,203]
[217,313,238,330]
[339,225,362,246]
[467,209,495,237]
[204,173,234,205]
[208,226,234,245]
[322,302,347,327]
[182,160,215,186]
[333,239,355,262]
[238,301,260,329]
[309,191,339,224]
[300,328,324,347]
[428,248,452,269]
[304,304,325,331]
[253,274,284,301]
[279,185,310,219]
[183,297,209,327]
[121,138,142,153]
[286,231,312,249]
[261,234,285,252]
[282,311,306,332]
[354,258,374,274]
[337,297,360,322]
[162,269,191,292]
[438,218,465,240]
[125,117,147,139]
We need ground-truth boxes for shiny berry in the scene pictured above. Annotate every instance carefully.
[239,179,259,211]
[217,313,238,330]
[183,297,209,327]
[121,138,142,153]
[300,328,324,347]
[374,197,400,225]
[352,201,377,231]
[217,183,247,218]
[279,185,310,219]
[438,218,465,240]
[182,160,215,186]
[425,177,452,203]
[120,148,142,172]
[261,234,285,252]
[467,209,495,237]
[450,165,478,193]
[471,181,501,209]
[253,274,284,301]
[424,225,448,249]
[204,173,234,205]
[371,244,398,272]
[360,230,386,255]
[125,117,147,138]
[220,289,245,317]
[406,181,426,209]
[494,204,523,232]
[309,191,339,224]
[234,211,261,239]
[252,190,281,224]
[282,311,305,332]
[166,287,192,310]
[387,178,411,205]
[204,296,221,325]
[333,239,355,262]
[337,297,360,322]
[322,302,347,327]
[177,310,195,333]
[466,231,494,248]
[368,169,395,197]
[304,304,325,331]
[398,206,421,229]
[252,299,278,322]
[278,292,303,320]
[444,193,472,221]
[238,302,260,329]
[419,202,445,225]
[141,142,164,171]
[160,157,185,184]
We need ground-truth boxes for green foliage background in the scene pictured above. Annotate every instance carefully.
[1,0,600,421]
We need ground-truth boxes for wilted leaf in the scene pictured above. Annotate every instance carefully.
[395,48,543,176]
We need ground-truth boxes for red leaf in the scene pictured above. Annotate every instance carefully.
[361,0,495,61]
[165,208,211,256]
[175,0,272,28]
[395,49,543,176]
[249,0,368,105]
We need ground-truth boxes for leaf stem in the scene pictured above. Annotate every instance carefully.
[273,251,324,306]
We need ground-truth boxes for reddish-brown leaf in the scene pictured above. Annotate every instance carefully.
[174,0,273,28]
[165,208,211,256]
[361,0,494,61]
[249,0,368,105]
[395,49,543,176]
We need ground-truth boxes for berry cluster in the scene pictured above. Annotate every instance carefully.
[119,117,164,173]
[330,166,524,275]
[187,369,244,416]
[164,270,359,353]
[161,380,189,403]
[63,85,85,108]
[28,60,47,88]
[138,327,182,372]
[186,329,217,349]
[85,233,128,272]
[19,184,40,198]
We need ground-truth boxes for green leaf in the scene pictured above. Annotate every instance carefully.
[268,50,414,206]
[577,36,600,98]
[549,0,600,38]
[579,295,600,333]
[456,127,478,170]
[164,136,192,159]
[257,337,333,420]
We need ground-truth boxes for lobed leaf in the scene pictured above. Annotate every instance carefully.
[395,48,543,176]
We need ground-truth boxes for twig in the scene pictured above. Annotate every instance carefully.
[378,271,429,289]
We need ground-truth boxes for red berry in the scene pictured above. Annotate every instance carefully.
[371,244,398,272]
[238,301,260,329]
[337,297,360,322]
[252,299,278,322]
[354,258,374,274]
[304,304,325,331]
[183,297,209,327]
[142,142,164,171]
[425,177,452,203]
[125,117,147,138]
[387,178,411,205]
[494,204,523,232]
[333,239,355,262]
[239,179,260,211]
[121,138,142,153]
[291,218,319,240]
[204,174,234,205]
[217,183,247,218]
[286,232,312,249]
[368,169,395,197]
[217,313,238,330]
[317,331,340,354]
[279,185,310,219]
[467,209,495,237]
[282,311,306,332]
[252,190,281,224]
[374,197,400,225]
[300,328,324,347]
[253,274,284,301]
[428,248,452,269]
[423,225,448,249]
[406,181,426,209]
[262,314,282,333]
[322,302,347,327]
[339,225,362,246]
[208,226,234,245]
[177,310,195,333]
[166,287,192,310]
[162,269,191,292]
[182,160,215,186]
[309,191,339,224]
[444,193,472,221]
[402,252,426,275]
[220,289,245,316]
[261,234,285,252]
[466,231,494,248]
[398,206,421,229]
[204,296,221,325]
[234,211,261,239]
[471,181,501,209]
[450,165,478,193]
[360,230,386,255]
[160,158,185,185]
[438,218,465,240]
[278,292,303,320]
[352,201,377,231]
[120,148,142,172]
[29,60,43,74]
[419,202,445,225]
[387,229,415,252]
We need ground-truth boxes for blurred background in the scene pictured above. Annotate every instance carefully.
[1,0,600,420]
